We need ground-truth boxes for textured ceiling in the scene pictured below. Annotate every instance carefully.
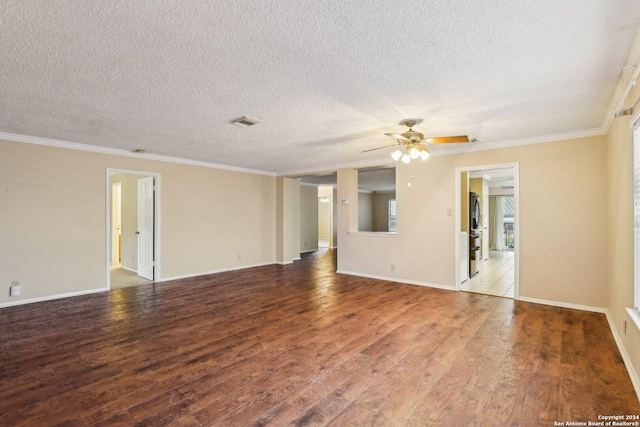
[1,1,639,174]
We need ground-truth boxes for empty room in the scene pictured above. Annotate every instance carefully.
[2,1,640,425]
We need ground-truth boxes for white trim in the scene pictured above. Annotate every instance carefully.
[336,270,456,291]
[106,169,162,290]
[605,29,640,132]
[518,296,606,313]
[300,182,320,187]
[275,261,294,266]
[516,297,640,403]
[120,265,138,274]
[0,124,608,180]
[0,131,275,177]
[159,261,276,282]
[431,128,604,157]
[347,231,397,237]
[608,310,640,403]
[0,288,105,309]
[278,129,602,176]
[300,249,318,253]
[281,159,395,178]
[293,257,302,261]
[627,307,640,332]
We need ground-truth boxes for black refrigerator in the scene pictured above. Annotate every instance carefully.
[469,192,481,277]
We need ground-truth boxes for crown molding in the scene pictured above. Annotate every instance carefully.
[279,158,395,178]
[602,27,640,133]
[0,131,276,177]
[279,127,605,177]
[428,127,606,157]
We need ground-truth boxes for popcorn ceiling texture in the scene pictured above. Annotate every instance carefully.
[1,1,639,173]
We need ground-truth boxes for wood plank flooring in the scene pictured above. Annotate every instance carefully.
[1,248,638,426]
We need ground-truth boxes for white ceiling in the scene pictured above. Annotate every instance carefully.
[2,1,639,175]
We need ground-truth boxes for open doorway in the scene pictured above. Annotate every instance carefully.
[298,173,338,255]
[106,169,160,290]
[456,164,519,299]
[318,185,334,248]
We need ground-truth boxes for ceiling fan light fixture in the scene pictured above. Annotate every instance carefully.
[367,118,468,166]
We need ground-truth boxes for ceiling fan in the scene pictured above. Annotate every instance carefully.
[363,119,472,163]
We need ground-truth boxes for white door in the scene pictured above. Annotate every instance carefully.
[137,177,154,280]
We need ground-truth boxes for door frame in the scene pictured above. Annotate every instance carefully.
[454,162,520,300]
[105,169,161,290]
[111,181,122,265]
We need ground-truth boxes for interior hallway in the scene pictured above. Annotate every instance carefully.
[110,265,152,289]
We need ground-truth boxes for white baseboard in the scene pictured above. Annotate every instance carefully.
[518,296,606,313]
[160,261,276,282]
[519,297,640,402]
[120,265,137,273]
[0,288,106,309]
[300,249,317,254]
[275,261,294,265]
[336,270,456,291]
[605,310,640,403]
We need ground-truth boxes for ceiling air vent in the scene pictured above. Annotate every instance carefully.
[232,116,262,127]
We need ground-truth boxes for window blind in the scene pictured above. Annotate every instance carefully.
[634,120,640,309]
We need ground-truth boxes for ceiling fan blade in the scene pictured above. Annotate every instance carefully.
[425,135,469,144]
[361,144,398,153]
[384,132,411,141]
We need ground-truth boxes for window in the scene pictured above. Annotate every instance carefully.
[634,119,640,309]
[357,167,396,232]
[388,200,397,232]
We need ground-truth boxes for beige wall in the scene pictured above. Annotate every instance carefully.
[606,81,640,389]
[0,139,276,305]
[333,187,338,247]
[276,177,299,264]
[358,192,374,231]
[300,184,318,251]
[461,172,469,232]
[338,135,608,307]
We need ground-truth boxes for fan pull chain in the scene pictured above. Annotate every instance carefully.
[407,162,415,187]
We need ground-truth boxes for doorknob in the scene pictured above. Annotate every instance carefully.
[135,231,140,235]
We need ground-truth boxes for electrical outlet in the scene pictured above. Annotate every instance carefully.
[391,263,395,271]
[237,254,242,260]
[447,208,453,216]
[10,281,21,297]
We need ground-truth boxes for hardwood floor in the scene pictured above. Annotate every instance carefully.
[1,249,638,426]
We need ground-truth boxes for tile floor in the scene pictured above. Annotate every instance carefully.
[110,265,152,289]
[461,250,514,298]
